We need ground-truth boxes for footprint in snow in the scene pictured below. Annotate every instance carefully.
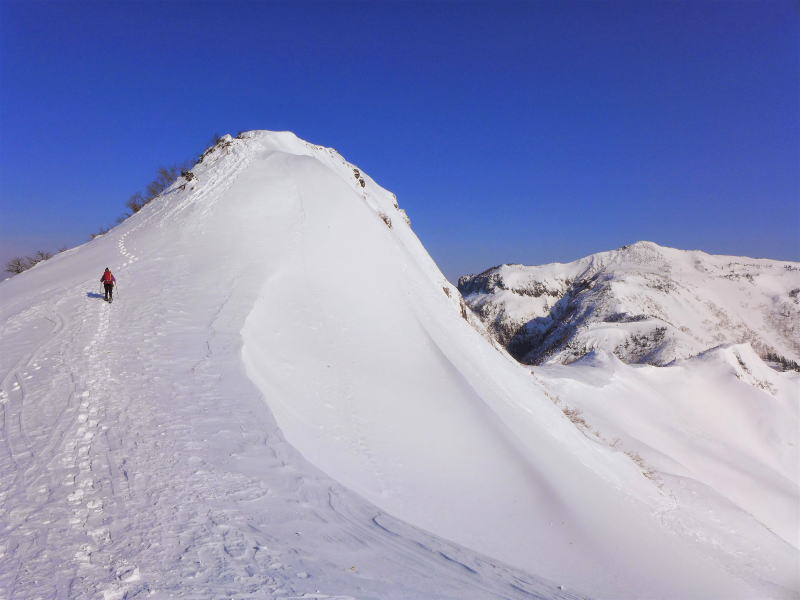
[73,545,95,563]
[67,489,85,504]
[89,527,110,542]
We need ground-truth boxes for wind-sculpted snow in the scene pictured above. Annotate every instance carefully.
[0,132,790,598]
[534,346,799,593]
[0,133,583,599]
[458,241,800,366]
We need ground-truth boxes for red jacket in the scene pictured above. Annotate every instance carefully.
[101,271,116,284]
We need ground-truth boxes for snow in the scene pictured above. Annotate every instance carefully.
[458,240,800,366]
[0,130,795,598]
[534,345,800,594]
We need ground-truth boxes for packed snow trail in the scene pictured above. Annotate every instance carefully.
[0,131,782,598]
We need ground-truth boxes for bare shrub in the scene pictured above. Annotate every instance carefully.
[379,212,392,228]
[538,385,562,407]
[562,406,589,429]
[30,250,52,265]
[90,226,109,240]
[199,132,235,163]
[5,257,29,274]
[5,250,56,276]
[146,166,182,201]
[198,147,215,163]
[624,450,657,480]
[764,352,800,372]
[126,192,145,213]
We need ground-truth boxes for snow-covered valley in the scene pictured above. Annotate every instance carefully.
[1,131,797,599]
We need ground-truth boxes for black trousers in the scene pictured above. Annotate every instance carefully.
[103,283,114,300]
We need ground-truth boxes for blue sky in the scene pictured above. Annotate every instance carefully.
[1,0,797,280]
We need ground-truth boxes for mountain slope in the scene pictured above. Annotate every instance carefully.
[0,132,787,598]
[533,345,799,593]
[0,133,575,600]
[458,241,800,366]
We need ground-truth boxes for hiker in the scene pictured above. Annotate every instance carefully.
[100,267,116,302]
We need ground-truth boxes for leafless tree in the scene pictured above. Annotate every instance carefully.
[5,257,29,274]
[126,192,145,213]
[145,166,182,201]
[90,226,109,240]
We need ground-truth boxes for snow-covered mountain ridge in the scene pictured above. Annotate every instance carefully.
[1,132,796,598]
[458,241,800,366]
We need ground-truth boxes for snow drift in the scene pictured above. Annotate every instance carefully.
[534,345,799,589]
[0,131,795,598]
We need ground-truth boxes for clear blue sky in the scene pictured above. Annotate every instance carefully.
[1,0,797,280]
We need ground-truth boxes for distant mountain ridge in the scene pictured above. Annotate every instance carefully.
[458,241,800,366]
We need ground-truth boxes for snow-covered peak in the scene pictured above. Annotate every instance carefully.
[459,242,800,366]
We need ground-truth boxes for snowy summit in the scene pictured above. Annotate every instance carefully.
[0,131,797,599]
[458,241,800,366]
